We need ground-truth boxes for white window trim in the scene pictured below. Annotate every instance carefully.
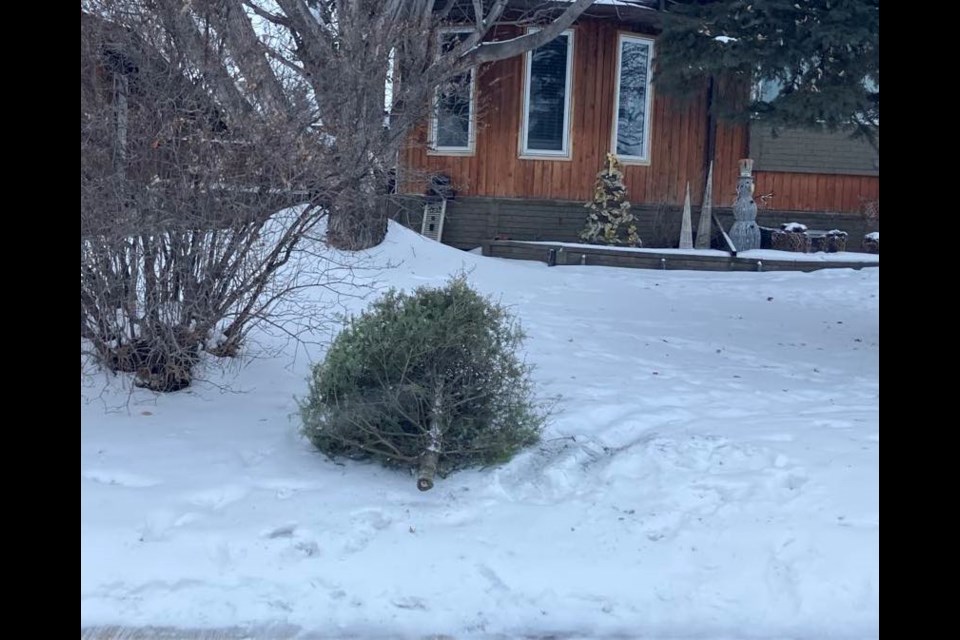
[428,27,476,156]
[611,32,655,165]
[519,28,575,159]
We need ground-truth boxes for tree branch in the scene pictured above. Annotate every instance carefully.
[218,0,292,115]
[153,0,254,121]
[460,0,594,66]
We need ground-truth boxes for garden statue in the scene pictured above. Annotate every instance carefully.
[729,159,761,251]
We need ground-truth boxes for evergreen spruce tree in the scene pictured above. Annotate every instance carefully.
[655,0,879,141]
[580,153,642,247]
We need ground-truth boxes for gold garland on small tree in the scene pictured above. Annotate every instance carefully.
[580,153,642,247]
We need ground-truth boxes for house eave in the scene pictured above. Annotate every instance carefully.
[504,0,662,28]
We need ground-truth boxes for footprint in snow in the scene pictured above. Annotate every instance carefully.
[262,522,298,539]
[82,469,160,488]
[812,418,854,430]
[139,509,197,542]
[237,449,272,467]
[293,540,320,557]
[476,563,510,592]
[173,512,201,528]
[757,433,795,443]
[187,485,249,511]
[257,478,318,500]
[260,522,322,559]
[341,509,393,553]
[391,596,428,611]
[769,470,809,497]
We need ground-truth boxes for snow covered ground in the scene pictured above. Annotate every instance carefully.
[81,221,879,639]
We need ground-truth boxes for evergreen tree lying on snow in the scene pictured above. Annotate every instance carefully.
[299,276,545,490]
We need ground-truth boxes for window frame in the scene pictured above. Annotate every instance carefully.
[428,27,477,156]
[611,32,655,165]
[519,28,575,160]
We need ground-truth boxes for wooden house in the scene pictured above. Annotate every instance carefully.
[397,1,879,250]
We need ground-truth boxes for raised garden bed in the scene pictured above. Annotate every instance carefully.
[482,240,880,273]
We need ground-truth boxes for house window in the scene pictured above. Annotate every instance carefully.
[612,34,654,163]
[752,77,785,103]
[521,29,574,157]
[429,29,475,154]
[752,75,879,103]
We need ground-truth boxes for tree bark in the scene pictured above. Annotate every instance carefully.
[417,450,439,491]
[326,170,389,250]
[417,382,445,491]
[326,200,388,251]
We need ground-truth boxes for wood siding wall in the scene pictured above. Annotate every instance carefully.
[401,20,717,206]
[752,172,879,213]
[399,19,878,214]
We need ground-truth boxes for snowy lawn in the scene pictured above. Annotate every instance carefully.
[81,222,879,638]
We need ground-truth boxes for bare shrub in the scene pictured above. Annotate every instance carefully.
[81,8,339,390]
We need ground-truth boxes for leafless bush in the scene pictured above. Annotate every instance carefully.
[81,7,347,391]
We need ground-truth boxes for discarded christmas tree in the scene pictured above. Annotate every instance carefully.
[580,153,642,247]
[299,276,546,491]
